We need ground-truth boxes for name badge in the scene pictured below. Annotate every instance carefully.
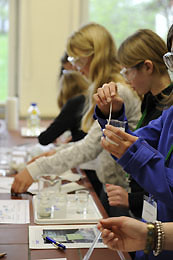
[142,195,157,222]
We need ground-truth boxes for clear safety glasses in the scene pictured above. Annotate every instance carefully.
[163,49,173,72]
[120,67,135,82]
[67,56,89,71]
[120,62,144,83]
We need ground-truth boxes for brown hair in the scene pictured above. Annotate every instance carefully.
[117,29,168,75]
[57,70,89,109]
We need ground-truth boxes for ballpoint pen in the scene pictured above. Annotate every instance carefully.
[42,235,66,250]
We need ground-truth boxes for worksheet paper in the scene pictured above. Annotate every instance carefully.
[0,200,30,223]
[29,224,105,249]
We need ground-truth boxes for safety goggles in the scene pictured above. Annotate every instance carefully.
[67,56,89,71]
[120,62,144,83]
[163,49,173,72]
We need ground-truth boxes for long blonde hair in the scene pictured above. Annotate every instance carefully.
[67,22,125,132]
[57,70,89,109]
[117,29,168,75]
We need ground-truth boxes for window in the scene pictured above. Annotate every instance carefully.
[89,0,173,47]
[0,0,9,103]
[0,0,89,118]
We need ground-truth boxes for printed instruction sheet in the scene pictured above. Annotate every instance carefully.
[0,199,30,223]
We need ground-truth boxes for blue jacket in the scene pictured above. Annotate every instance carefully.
[94,106,173,260]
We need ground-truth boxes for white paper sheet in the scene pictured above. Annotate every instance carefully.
[0,200,30,223]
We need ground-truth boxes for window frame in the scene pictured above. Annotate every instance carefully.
[8,0,19,98]
[0,0,19,117]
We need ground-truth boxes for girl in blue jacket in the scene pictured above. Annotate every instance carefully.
[93,28,173,258]
[94,86,173,260]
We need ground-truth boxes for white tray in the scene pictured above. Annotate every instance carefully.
[33,194,103,224]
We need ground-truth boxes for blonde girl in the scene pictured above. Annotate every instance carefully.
[67,22,130,132]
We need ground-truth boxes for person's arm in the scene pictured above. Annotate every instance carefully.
[97,217,173,252]
[11,168,34,193]
[97,217,147,252]
[93,81,142,131]
[38,95,85,145]
[11,121,103,193]
[27,149,56,164]
[101,117,173,206]
[106,184,129,208]
[106,182,145,218]
[93,81,142,159]
[100,107,173,206]
[93,82,124,117]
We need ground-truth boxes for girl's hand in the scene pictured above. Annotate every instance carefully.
[93,82,124,117]
[97,216,147,252]
[102,124,138,158]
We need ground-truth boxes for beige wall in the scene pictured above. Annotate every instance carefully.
[15,0,88,117]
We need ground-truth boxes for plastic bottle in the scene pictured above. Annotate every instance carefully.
[27,103,40,135]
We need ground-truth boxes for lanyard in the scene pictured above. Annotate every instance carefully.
[135,108,147,130]
[165,144,173,166]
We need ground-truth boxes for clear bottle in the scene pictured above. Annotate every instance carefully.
[27,103,40,134]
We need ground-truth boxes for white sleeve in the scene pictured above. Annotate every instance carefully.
[26,121,103,180]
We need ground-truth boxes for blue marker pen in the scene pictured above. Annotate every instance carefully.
[43,235,66,250]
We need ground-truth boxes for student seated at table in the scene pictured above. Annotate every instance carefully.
[93,28,173,219]
[38,70,89,145]
[93,28,173,259]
